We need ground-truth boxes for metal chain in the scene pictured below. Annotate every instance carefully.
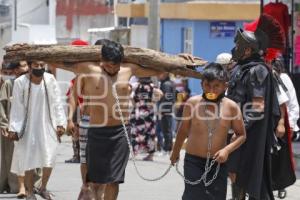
[113,83,221,185]
[112,85,172,181]
[175,102,221,186]
[19,74,57,143]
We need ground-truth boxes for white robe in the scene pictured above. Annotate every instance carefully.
[9,73,66,175]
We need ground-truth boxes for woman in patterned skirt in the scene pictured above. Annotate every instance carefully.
[130,77,162,161]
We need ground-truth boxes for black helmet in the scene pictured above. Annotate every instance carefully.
[232,14,285,62]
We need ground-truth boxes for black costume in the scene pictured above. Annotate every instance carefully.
[226,14,287,199]
[227,55,280,200]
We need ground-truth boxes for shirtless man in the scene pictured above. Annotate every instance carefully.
[170,63,246,200]
[51,40,161,200]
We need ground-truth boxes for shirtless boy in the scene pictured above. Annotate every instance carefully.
[170,62,246,200]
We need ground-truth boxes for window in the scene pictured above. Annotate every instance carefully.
[0,5,9,17]
[183,27,193,54]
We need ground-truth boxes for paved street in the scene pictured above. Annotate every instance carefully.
[0,136,299,200]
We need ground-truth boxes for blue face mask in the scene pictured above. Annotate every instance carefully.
[2,75,16,81]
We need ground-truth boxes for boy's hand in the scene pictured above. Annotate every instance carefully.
[213,148,229,163]
[170,152,179,166]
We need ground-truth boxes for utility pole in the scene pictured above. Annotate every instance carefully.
[147,0,160,51]
[148,0,160,86]
[114,0,118,27]
[13,0,17,31]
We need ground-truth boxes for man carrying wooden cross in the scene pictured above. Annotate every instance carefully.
[51,40,165,200]
[5,40,205,200]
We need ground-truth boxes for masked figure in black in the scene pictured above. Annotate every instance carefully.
[226,14,285,200]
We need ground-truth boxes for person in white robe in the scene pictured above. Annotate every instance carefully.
[280,73,300,134]
[8,61,66,200]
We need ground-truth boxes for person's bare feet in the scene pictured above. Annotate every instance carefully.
[77,185,96,200]
[17,187,26,199]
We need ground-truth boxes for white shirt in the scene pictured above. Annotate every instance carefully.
[277,84,289,105]
[280,73,300,131]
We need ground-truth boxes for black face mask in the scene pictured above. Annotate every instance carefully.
[202,92,225,103]
[231,46,245,62]
[231,47,236,58]
[32,68,45,77]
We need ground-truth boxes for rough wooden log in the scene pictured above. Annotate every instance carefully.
[4,44,207,79]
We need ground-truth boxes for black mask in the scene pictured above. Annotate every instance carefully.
[32,68,45,77]
[231,47,236,58]
[231,47,245,62]
[202,92,225,103]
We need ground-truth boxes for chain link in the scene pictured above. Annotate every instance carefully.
[112,85,172,181]
[113,84,220,186]
[175,103,221,186]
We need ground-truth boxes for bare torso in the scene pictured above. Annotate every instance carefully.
[79,63,133,127]
[185,96,235,158]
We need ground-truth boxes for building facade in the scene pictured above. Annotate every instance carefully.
[116,0,260,94]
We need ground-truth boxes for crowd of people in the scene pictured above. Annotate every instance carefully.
[0,14,299,200]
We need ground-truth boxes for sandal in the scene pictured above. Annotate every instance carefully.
[278,189,287,199]
[26,194,37,200]
[38,189,54,200]
[65,156,80,163]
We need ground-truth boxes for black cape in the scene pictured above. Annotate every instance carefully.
[227,56,279,200]
[271,105,296,190]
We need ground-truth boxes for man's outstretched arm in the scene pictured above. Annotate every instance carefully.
[125,63,163,78]
[47,62,100,74]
